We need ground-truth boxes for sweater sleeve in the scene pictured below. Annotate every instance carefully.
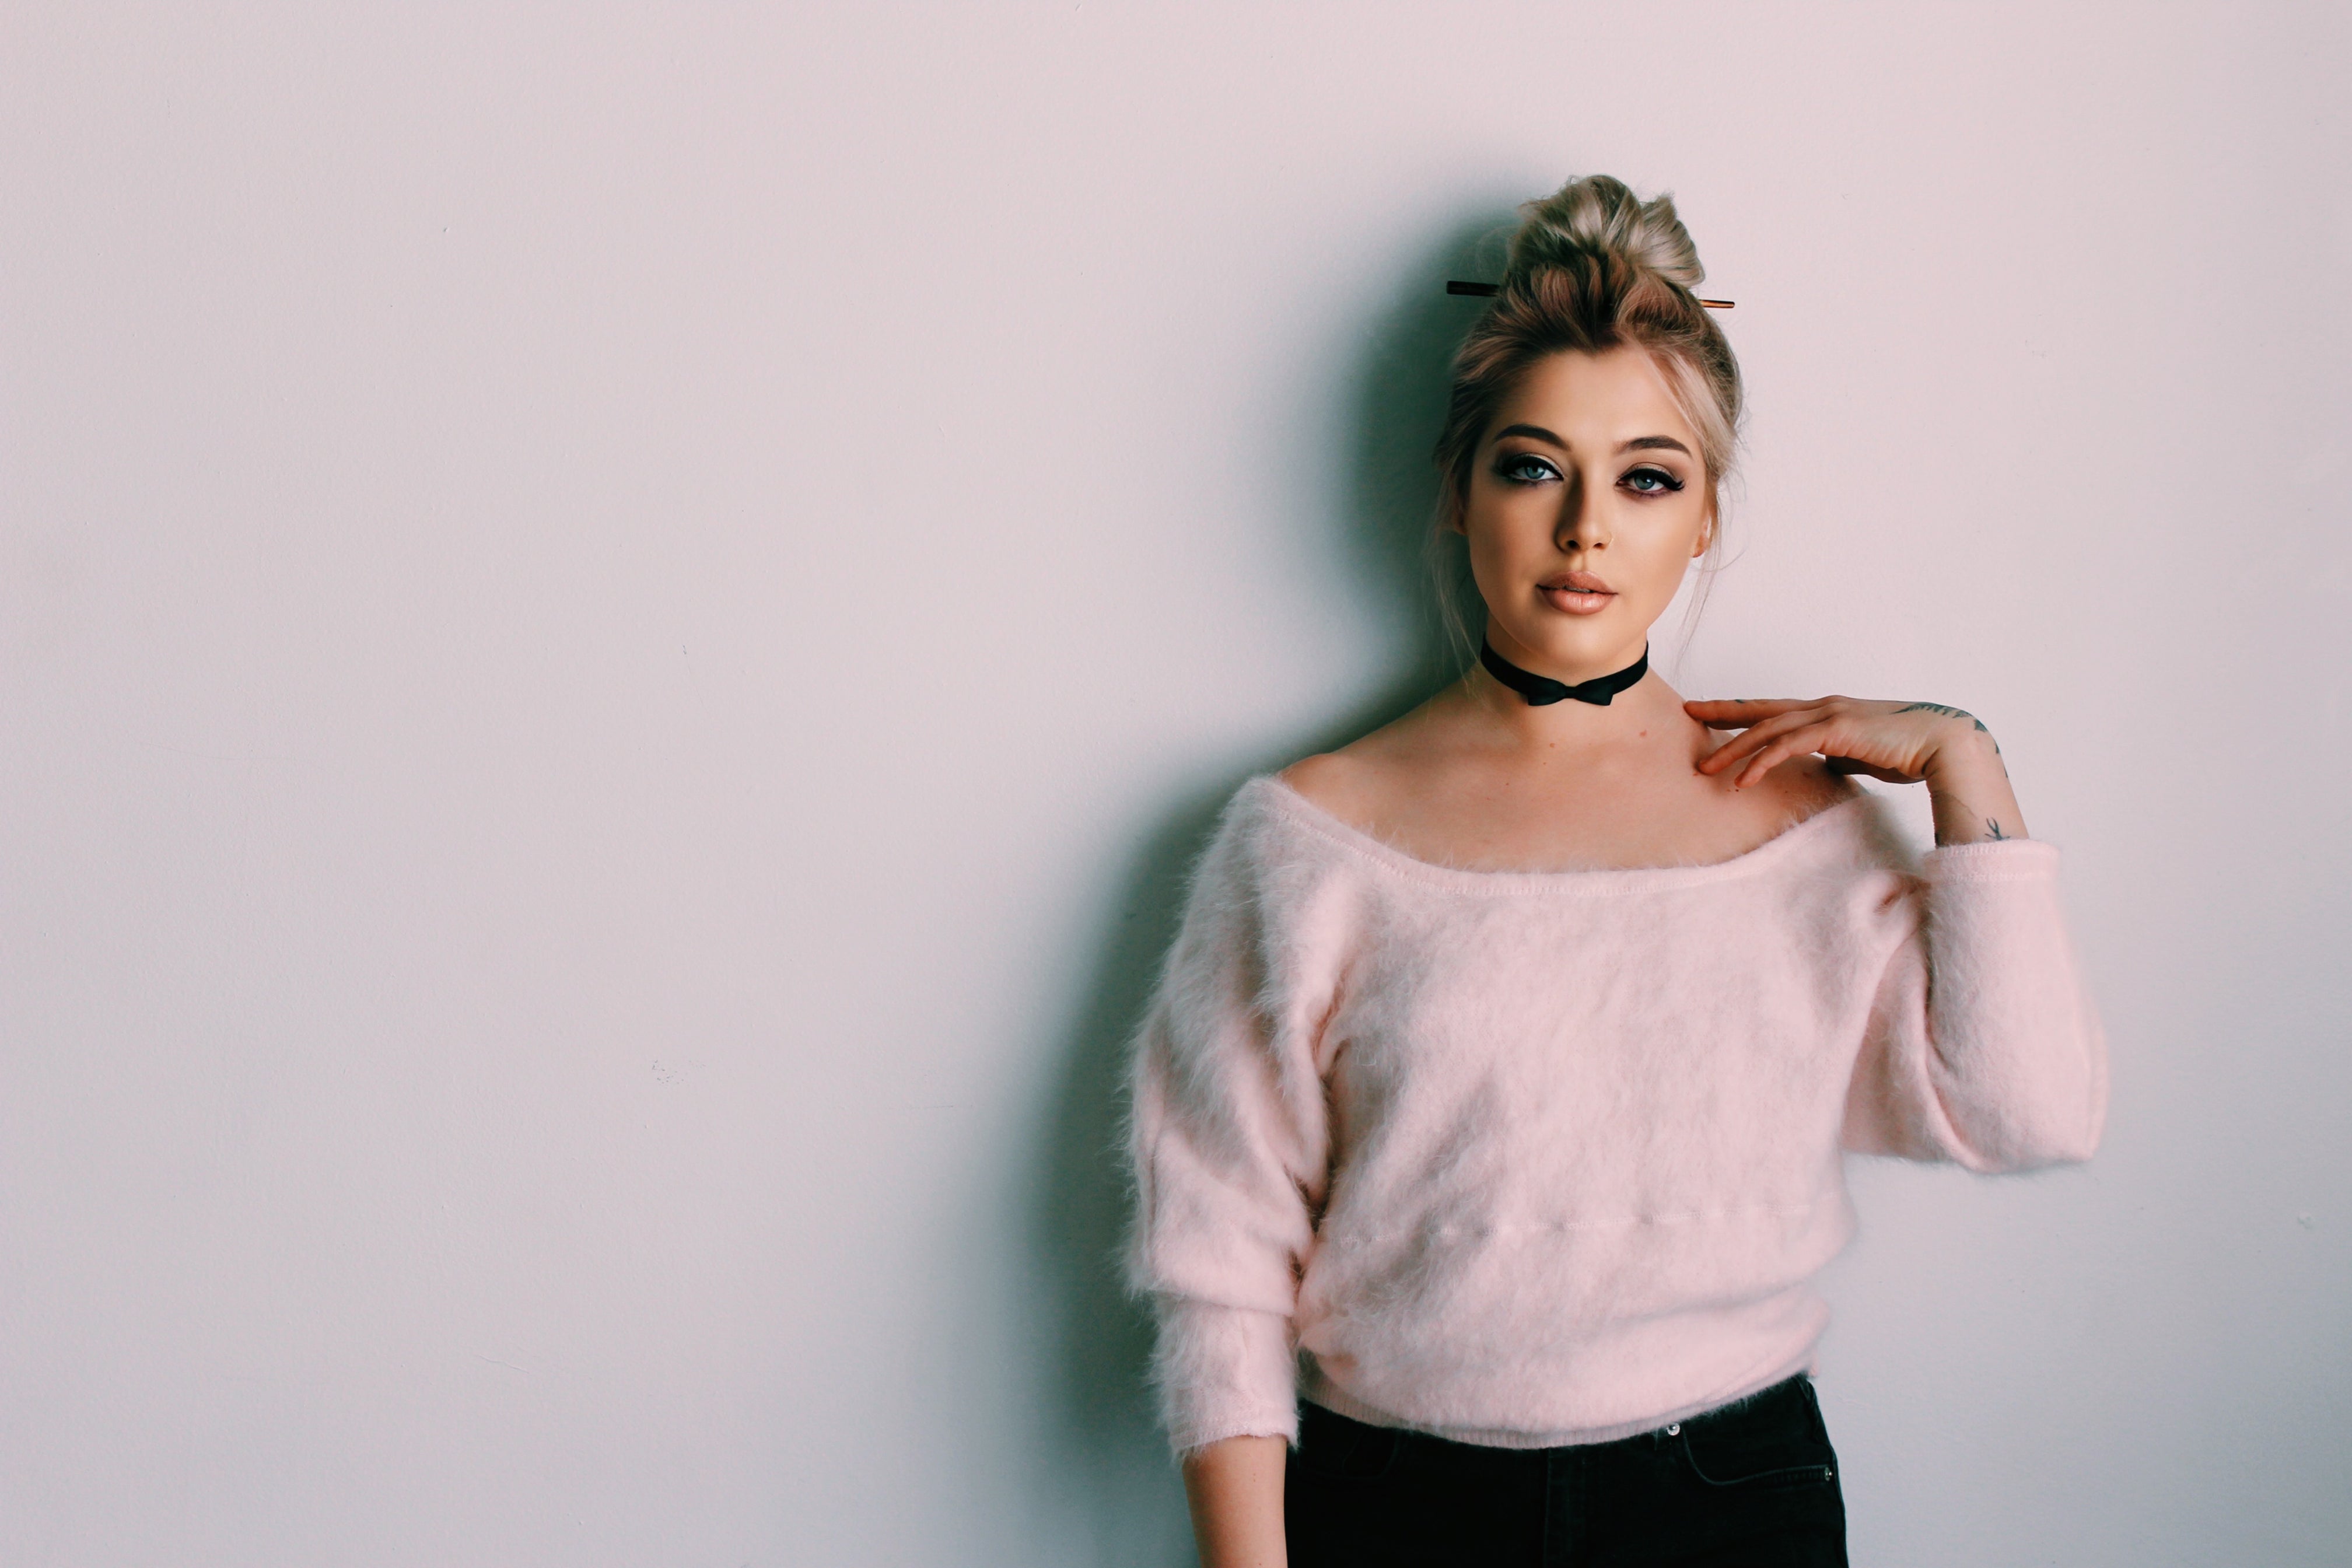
[1122,793,1335,1454]
[1842,838,2109,1172]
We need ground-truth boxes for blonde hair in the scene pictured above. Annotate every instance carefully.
[1427,175,1744,659]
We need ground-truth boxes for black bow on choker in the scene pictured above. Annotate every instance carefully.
[1478,639,1650,706]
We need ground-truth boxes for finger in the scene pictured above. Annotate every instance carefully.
[1698,710,1818,774]
[1735,724,1840,789]
[1684,698,1812,729]
[1697,708,1828,773]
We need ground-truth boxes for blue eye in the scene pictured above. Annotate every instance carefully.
[1494,453,1560,485]
[1622,467,1684,495]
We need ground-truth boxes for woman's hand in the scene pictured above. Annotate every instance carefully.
[1684,696,2028,847]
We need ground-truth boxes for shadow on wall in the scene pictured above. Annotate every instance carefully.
[1020,206,1517,1566]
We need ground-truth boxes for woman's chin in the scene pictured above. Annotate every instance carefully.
[1496,615,1647,671]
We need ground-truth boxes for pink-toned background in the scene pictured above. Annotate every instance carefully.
[4,4,2344,1563]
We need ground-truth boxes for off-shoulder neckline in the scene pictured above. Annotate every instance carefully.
[1245,774,1876,895]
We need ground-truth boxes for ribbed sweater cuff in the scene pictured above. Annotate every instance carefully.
[1150,1297,1300,1455]
[1919,837,2060,881]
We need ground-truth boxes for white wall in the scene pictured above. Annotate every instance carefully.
[4,4,2346,1563]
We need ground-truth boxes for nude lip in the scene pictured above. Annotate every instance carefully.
[1538,569,1615,615]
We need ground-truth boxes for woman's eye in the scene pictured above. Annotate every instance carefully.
[1622,467,1685,495]
[1496,454,1560,485]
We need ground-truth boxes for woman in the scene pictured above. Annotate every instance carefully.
[1122,174,2107,1568]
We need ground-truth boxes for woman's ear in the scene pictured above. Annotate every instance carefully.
[1691,494,1716,559]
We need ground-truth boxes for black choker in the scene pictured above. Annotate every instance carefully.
[1478,639,1649,706]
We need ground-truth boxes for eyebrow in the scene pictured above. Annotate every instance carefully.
[1490,424,1692,458]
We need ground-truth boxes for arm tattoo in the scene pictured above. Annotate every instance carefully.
[1985,817,2009,841]
[1893,701,1989,734]
[1896,700,2001,756]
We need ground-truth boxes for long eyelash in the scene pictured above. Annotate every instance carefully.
[1625,467,1685,493]
[1493,454,1559,485]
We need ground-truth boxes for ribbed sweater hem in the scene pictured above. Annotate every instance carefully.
[1298,1343,1819,1451]
[1169,1410,1301,1455]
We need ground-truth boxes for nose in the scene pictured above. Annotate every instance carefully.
[1555,468,1607,553]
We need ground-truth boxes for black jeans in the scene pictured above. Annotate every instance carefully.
[1285,1375,1846,1567]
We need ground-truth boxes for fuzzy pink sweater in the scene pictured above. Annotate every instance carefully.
[1123,776,2107,1455]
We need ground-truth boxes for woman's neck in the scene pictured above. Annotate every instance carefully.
[1458,661,1689,756]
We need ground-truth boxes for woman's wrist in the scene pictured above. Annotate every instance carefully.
[1920,726,2027,846]
[1182,1434,1289,1568]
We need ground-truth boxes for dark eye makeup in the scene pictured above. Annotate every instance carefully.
[1494,453,1562,485]
[1489,452,1687,495]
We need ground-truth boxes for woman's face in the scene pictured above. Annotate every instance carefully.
[1455,346,1713,680]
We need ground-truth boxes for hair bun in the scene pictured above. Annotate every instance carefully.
[1506,174,1706,293]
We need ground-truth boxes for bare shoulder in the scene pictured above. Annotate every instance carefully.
[1667,715,1861,862]
[1753,751,1861,827]
[1275,748,1360,808]
[1276,707,1443,834]
[1276,744,1397,835]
